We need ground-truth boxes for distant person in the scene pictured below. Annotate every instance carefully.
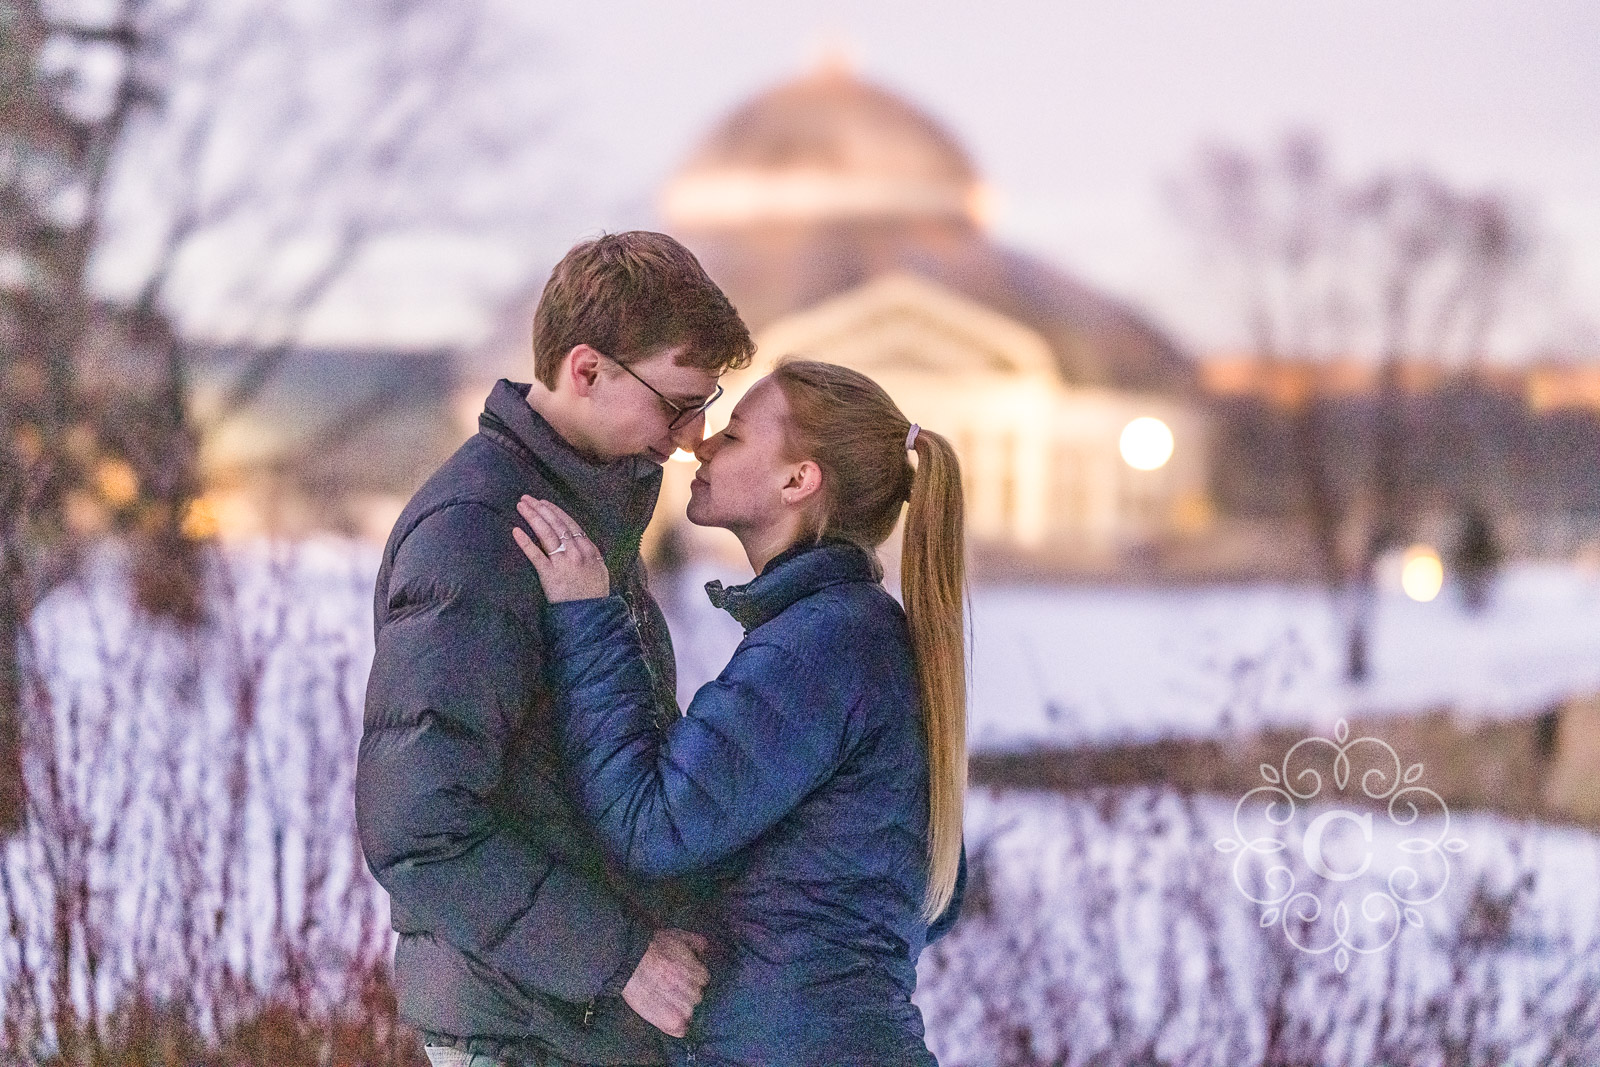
[1450,507,1503,613]
[356,232,754,1066]
[514,359,968,1066]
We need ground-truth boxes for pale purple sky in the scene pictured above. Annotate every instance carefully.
[320,0,1600,355]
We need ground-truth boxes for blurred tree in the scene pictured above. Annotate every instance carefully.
[2,0,93,835]
[1174,132,1534,682]
[1,0,552,834]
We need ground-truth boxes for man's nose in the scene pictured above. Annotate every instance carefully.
[671,410,707,454]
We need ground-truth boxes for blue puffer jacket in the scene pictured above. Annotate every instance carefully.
[544,539,965,1067]
[357,381,704,1066]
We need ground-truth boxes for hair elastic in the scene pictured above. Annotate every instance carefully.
[905,423,920,451]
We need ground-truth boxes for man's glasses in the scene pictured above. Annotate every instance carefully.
[605,354,724,431]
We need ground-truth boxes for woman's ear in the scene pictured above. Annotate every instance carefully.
[780,460,824,507]
[567,344,603,398]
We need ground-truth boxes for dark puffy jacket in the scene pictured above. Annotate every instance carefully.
[356,380,697,1066]
[544,539,966,1067]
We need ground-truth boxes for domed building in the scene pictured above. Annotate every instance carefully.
[462,62,1215,571]
[663,64,1193,394]
[654,63,1213,568]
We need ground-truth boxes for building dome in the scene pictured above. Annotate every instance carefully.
[653,66,1197,396]
[662,63,988,229]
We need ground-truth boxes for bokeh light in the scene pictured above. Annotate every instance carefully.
[1401,544,1445,602]
[1119,417,1174,471]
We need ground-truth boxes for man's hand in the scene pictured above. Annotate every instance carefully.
[621,929,710,1038]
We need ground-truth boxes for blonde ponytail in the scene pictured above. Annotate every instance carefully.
[902,428,966,921]
[770,360,967,923]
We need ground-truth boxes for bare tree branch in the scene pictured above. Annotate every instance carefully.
[1174,132,1538,679]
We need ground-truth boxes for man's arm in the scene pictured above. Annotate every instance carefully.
[355,502,652,1003]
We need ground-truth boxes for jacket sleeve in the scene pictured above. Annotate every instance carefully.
[544,595,850,880]
[355,503,651,1003]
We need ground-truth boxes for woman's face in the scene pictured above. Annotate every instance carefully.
[686,377,812,535]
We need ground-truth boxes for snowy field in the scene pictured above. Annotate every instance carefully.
[916,787,1600,1065]
[658,560,1600,751]
[11,543,1600,1063]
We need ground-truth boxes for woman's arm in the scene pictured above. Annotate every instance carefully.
[542,594,848,879]
[513,495,851,880]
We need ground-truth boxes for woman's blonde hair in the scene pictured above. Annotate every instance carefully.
[769,359,967,922]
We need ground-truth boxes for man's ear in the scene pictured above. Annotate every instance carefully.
[780,461,824,507]
[567,344,603,398]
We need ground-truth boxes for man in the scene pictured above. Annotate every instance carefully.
[356,232,755,1066]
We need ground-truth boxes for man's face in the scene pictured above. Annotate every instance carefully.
[581,345,721,464]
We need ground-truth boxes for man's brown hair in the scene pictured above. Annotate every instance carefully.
[531,231,755,388]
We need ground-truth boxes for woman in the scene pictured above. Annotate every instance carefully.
[512,359,967,1065]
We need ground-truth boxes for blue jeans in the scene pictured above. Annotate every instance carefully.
[423,1040,586,1067]
[424,1048,507,1067]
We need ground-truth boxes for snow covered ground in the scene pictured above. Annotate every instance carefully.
[11,542,390,1015]
[14,542,1600,1062]
[657,560,1600,751]
[915,787,1600,1065]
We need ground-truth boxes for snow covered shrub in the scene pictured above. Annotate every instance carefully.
[916,787,1600,1067]
[0,543,418,1067]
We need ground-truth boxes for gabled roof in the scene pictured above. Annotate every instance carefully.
[754,272,1058,381]
[679,221,1198,395]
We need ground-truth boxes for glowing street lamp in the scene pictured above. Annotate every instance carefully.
[1119,417,1174,471]
[1401,544,1444,602]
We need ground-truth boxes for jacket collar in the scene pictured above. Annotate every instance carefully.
[705,538,882,633]
[479,379,662,568]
